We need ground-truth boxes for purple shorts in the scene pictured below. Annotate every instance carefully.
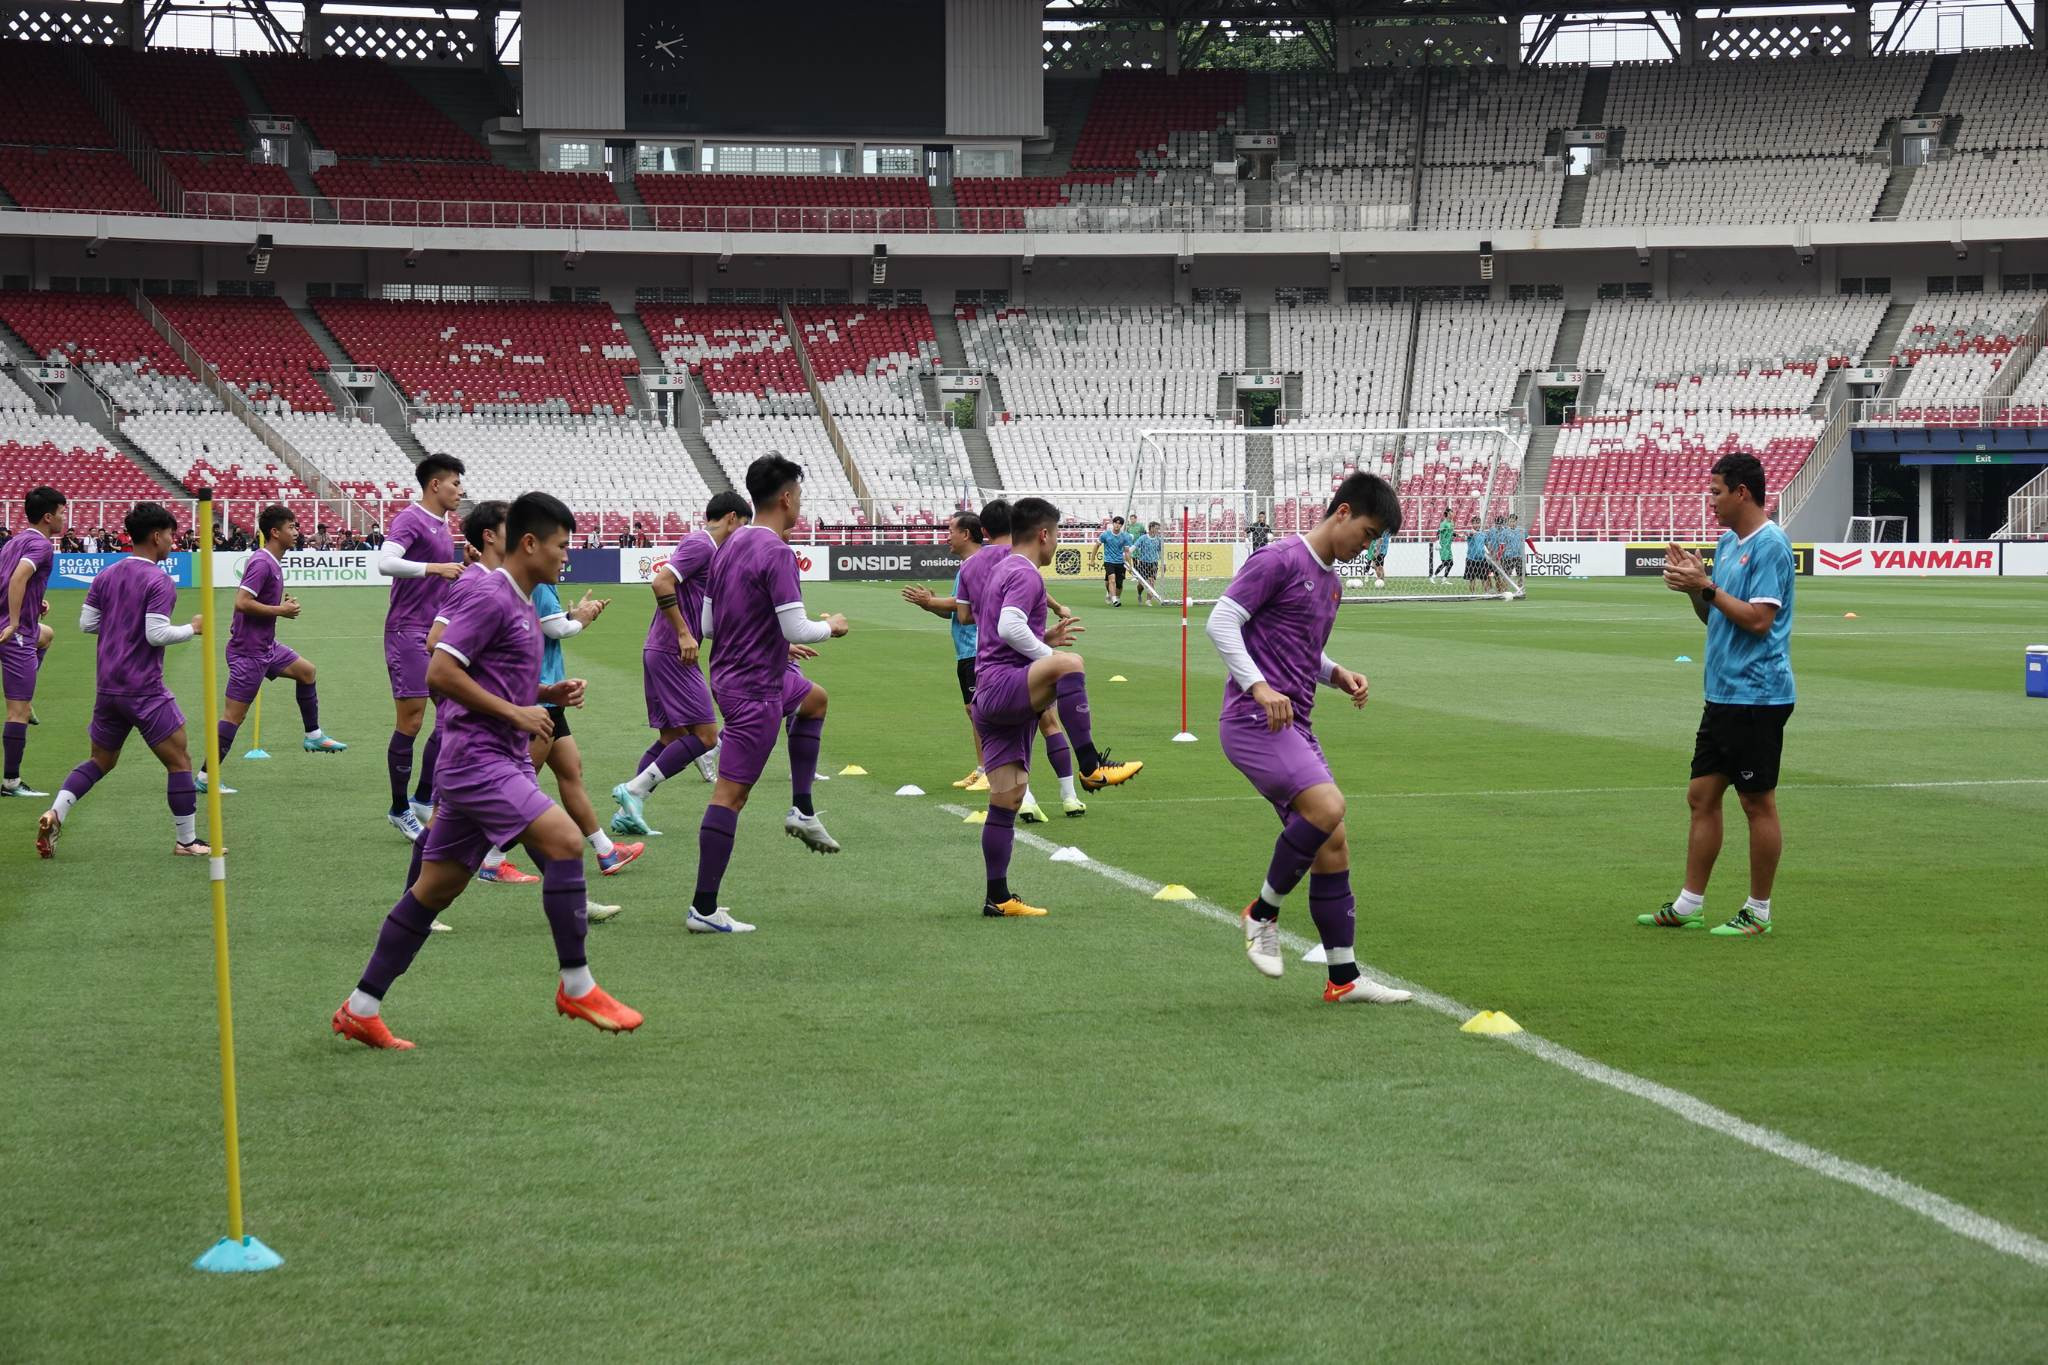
[384,626,430,699]
[644,648,715,730]
[1,637,37,702]
[712,668,816,788]
[419,755,556,871]
[970,665,1040,775]
[89,690,186,753]
[226,644,301,705]
[1219,709,1333,820]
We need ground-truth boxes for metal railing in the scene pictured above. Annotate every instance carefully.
[1997,494,2048,539]
[1776,397,1856,527]
[1845,395,2048,426]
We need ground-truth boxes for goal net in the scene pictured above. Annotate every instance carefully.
[1116,425,1530,605]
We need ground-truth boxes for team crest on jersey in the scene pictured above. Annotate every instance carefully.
[1739,554,1749,565]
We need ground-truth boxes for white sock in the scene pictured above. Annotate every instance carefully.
[1674,888,1705,915]
[587,827,615,857]
[1744,896,1772,921]
[346,988,381,1018]
[53,790,78,821]
[1260,879,1283,907]
[305,728,323,740]
[626,764,664,799]
[482,845,507,870]
[1023,788,1039,807]
[1058,774,1077,801]
[560,964,595,998]
[173,812,197,843]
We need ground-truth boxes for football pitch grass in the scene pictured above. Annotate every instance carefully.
[3,575,2044,1361]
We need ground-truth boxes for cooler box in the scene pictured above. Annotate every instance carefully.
[2029,645,2048,699]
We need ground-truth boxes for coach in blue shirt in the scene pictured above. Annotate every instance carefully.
[1099,516,1133,606]
[1642,452,1795,939]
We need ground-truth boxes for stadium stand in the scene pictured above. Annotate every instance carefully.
[1271,302,1411,423]
[243,54,488,161]
[266,412,418,508]
[700,414,861,533]
[959,305,1243,417]
[633,173,931,231]
[0,291,210,410]
[0,146,161,215]
[1418,163,1565,230]
[151,294,333,413]
[165,154,308,220]
[1898,149,2048,220]
[1888,293,2048,421]
[0,410,190,532]
[1580,157,1888,227]
[313,163,623,226]
[1424,67,1585,165]
[312,299,638,414]
[120,409,317,516]
[1069,70,1246,170]
[639,304,812,415]
[0,40,115,147]
[1941,48,2048,153]
[1273,70,1419,167]
[1602,54,1929,161]
[90,47,250,154]
[793,306,939,417]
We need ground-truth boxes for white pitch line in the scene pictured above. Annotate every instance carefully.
[940,801,2048,1271]
[1095,777,2048,807]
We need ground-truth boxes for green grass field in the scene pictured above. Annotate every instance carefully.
[4,575,2046,1361]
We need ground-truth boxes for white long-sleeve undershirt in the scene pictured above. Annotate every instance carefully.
[538,614,582,641]
[1204,597,1265,691]
[996,605,1053,662]
[376,549,426,579]
[144,613,195,647]
[80,603,102,634]
[777,601,831,644]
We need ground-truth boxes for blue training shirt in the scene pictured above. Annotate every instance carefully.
[1703,522,1796,706]
[1099,529,1130,564]
[1506,528,1526,557]
[950,567,977,661]
[1134,533,1162,563]
[1468,528,1487,560]
[533,580,568,688]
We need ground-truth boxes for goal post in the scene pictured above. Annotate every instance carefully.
[1122,425,1530,606]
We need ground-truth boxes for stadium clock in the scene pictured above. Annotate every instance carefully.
[634,21,688,74]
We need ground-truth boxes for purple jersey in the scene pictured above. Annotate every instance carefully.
[1218,535,1341,725]
[0,526,53,643]
[975,553,1050,678]
[227,549,284,659]
[646,529,715,653]
[384,503,455,634]
[433,567,542,770]
[435,561,493,624]
[707,525,804,702]
[954,541,1011,630]
[83,554,181,697]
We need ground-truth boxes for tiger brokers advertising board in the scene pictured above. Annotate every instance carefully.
[1040,541,1246,583]
[1623,541,1816,576]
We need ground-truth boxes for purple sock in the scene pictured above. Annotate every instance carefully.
[386,731,414,813]
[1042,729,1073,780]
[61,758,103,804]
[540,858,589,970]
[2,720,24,781]
[1054,672,1092,751]
[401,826,427,897]
[1308,870,1359,984]
[296,682,319,733]
[638,740,665,775]
[1265,813,1333,902]
[167,770,197,818]
[413,728,440,805]
[216,719,240,767]
[652,732,710,780]
[787,714,823,813]
[356,891,441,998]
[982,804,1017,901]
[693,804,739,912]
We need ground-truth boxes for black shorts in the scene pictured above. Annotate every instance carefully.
[1135,561,1159,585]
[543,703,571,740]
[1106,563,1126,588]
[1690,702,1793,793]
[956,656,977,705]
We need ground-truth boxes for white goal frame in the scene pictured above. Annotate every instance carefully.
[1124,425,1528,606]
[1845,515,1908,543]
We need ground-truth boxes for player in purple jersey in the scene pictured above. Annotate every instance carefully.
[686,454,846,934]
[197,505,347,794]
[610,490,753,837]
[36,503,210,860]
[969,497,1142,918]
[1206,472,1412,1005]
[332,493,643,1050]
[2,485,65,799]
[376,453,467,841]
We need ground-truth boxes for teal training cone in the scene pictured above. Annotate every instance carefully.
[242,747,271,760]
[194,1234,284,1274]
[1674,655,1693,664]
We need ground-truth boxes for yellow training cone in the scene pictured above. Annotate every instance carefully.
[1152,884,1196,901]
[1109,675,1129,683]
[1460,1010,1523,1036]
[838,764,868,776]
[1843,612,1859,619]
[963,810,987,825]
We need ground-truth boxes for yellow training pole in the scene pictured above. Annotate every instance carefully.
[191,489,282,1274]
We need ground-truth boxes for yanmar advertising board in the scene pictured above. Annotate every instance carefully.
[1813,543,2002,575]
[1624,541,1815,576]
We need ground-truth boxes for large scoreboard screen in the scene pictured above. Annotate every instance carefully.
[624,0,947,136]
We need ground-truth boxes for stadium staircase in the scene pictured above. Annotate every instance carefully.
[1395,299,1423,428]
[294,300,432,471]
[54,374,188,499]
[930,309,969,369]
[0,182,14,209]
[1914,52,1960,116]
[679,427,734,494]
[1244,310,1271,373]
[1216,373,1235,414]
[780,302,871,504]
[1550,308,1590,368]
[1554,175,1589,228]
[613,172,645,209]
[959,415,1000,492]
[219,58,327,207]
[1863,299,1917,366]
[1519,424,1559,499]
[1873,165,1917,219]
[397,67,524,166]
[616,309,665,399]
[1241,173,1271,227]
[1026,79,1096,178]
[930,181,957,216]
[1282,371,1302,414]
[1576,67,1612,126]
